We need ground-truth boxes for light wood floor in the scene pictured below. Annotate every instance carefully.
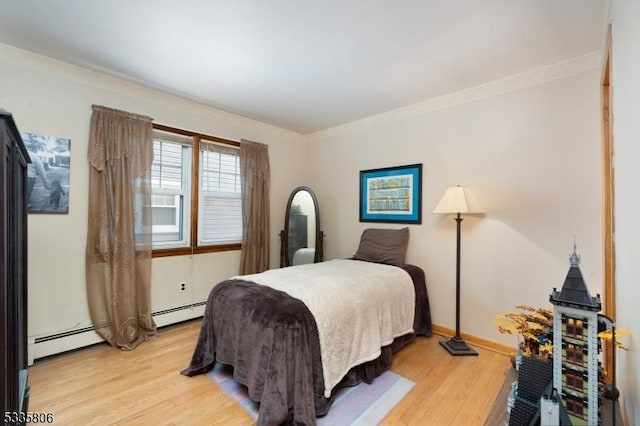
[28,319,511,425]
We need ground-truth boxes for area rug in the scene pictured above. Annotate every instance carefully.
[208,363,415,425]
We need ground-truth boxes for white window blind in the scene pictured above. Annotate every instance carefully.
[152,139,184,191]
[198,141,242,245]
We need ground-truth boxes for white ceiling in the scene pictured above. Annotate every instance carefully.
[0,1,608,134]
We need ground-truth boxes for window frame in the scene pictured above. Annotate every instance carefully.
[151,123,242,258]
[566,317,584,339]
[565,343,584,365]
[197,139,243,246]
[565,370,584,392]
[565,397,585,419]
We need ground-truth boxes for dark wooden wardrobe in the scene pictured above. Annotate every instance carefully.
[1,109,30,420]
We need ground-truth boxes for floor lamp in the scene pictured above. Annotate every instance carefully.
[434,185,484,356]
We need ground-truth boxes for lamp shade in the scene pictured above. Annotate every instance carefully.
[433,185,484,214]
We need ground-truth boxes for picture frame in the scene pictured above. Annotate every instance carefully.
[359,163,422,224]
[21,132,71,214]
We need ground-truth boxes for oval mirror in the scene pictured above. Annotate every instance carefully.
[280,186,324,267]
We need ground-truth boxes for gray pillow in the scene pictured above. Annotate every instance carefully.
[353,227,409,266]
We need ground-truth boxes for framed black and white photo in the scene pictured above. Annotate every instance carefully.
[21,132,71,214]
[359,163,422,224]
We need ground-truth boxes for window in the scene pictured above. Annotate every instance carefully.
[565,398,585,419]
[565,371,584,392]
[565,343,584,365]
[566,317,584,339]
[150,124,242,256]
[198,141,242,245]
[150,134,192,248]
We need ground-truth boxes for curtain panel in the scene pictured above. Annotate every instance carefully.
[85,105,157,350]
[239,140,270,274]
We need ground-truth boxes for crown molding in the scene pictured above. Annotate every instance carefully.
[2,42,601,144]
[0,42,303,143]
[308,51,602,141]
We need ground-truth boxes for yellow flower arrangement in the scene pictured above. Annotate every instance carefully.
[494,305,553,357]
[495,304,631,356]
[598,328,631,351]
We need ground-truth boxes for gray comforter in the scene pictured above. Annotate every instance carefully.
[181,263,432,425]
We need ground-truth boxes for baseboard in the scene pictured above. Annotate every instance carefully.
[29,301,206,364]
[431,324,515,356]
[151,302,206,328]
[29,314,514,363]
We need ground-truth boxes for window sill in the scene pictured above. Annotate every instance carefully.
[152,243,241,258]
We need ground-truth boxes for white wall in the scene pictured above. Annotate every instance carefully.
[0,43,306,358]
[609,1,640,423]
[307,64,603,349]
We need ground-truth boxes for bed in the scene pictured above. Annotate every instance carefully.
[181,228,432,425]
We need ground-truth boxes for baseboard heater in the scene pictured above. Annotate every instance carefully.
[33,325,97,345]
[30,301,206,363]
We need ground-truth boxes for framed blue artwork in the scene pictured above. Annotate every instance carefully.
[359,163,422,224]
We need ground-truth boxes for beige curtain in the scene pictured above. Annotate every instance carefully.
[239,140,270,274]
[85,105,157,350]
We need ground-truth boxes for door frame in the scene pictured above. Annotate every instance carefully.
[601,23,615,380]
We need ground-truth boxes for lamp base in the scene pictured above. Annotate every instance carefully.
[440,336,478,356]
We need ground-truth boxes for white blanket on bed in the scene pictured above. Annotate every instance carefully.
[236,258,415,397]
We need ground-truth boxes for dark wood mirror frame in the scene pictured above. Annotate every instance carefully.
[280,186,324,267]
